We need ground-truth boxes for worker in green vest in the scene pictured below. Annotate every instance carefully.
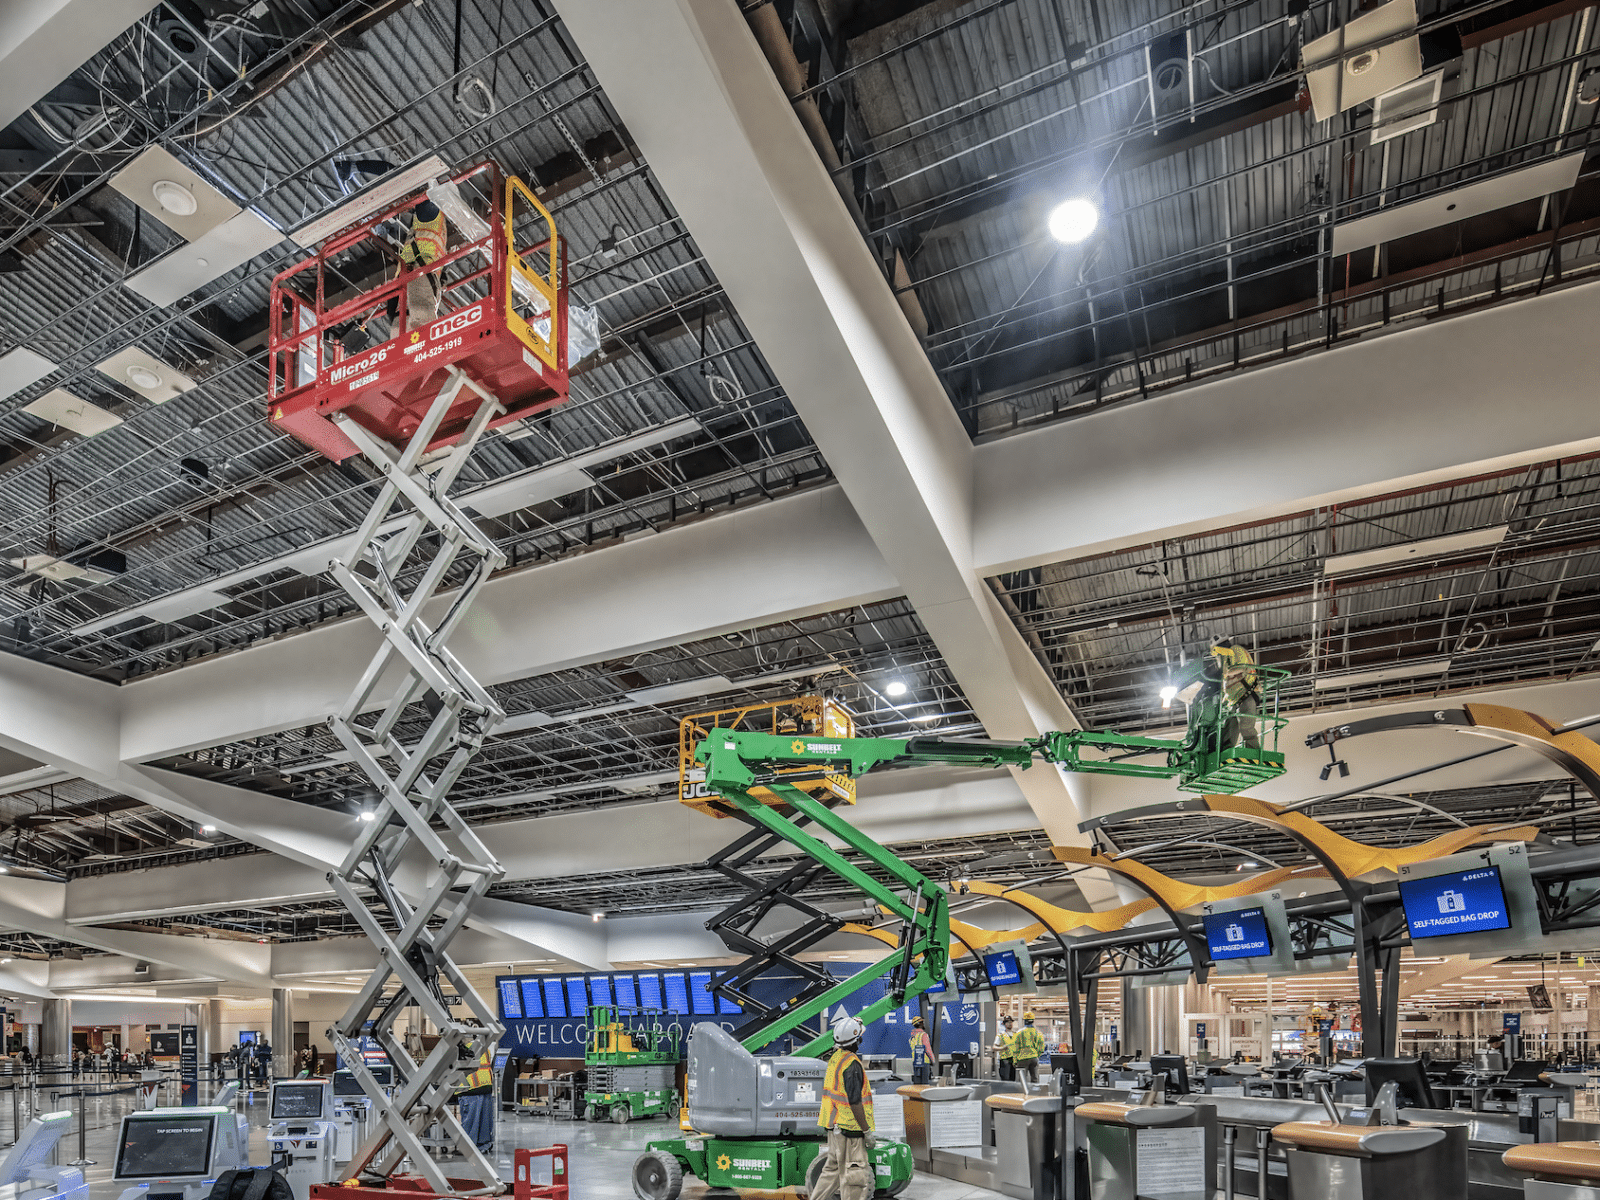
[993,1014,1016,1081]
[1012,1013,1046,1084]
[399,199,448,333]
[1210,636,1261,749]
[909,1016,936,1084]
[812,1015,874,1200]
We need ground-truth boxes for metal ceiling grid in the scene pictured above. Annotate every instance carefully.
[993,454,1600,730]
[782,0,1599,436]
[151,595,980,821]
[0,0,825,680]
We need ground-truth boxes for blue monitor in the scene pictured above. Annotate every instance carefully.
[591,976,614,1007]
[239,1031,258,1045]
[638,973,663,1011]
[689,971,717,1015]
[565,976,589,1016]
[718,982,742,1015]
[663,972,690,1013]
[1203,907,1273,960]
[614,974,638,1009]
[498,979,523,1019]
[519,978,545,1019]
[983,949,1022,987]
[542,977,567,1018]
[1399,866,1513,939]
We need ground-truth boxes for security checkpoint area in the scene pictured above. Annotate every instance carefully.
[8,2,1600,1200]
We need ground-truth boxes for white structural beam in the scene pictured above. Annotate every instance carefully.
[550,0,1106,864]
[0,0,161,132]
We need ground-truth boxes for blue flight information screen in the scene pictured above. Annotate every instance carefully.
[565,977,589,1016]
[689,971,717,1015]
[638,974,663,1010]
[498,979,523,1018]
[542,978,567,1018]
[1203,907,1273,960]
[614,974,638,1009]
[519,979,544,1019]
[984,949,1022,987]
[591,976,613,1007]
[663,973,690,1013]
[1399,865,1513,939]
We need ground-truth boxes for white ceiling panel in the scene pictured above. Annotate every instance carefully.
[123,208,286,307]
[20,387,123,436]
[108,144,240,242]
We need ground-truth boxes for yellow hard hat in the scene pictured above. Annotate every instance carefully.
[1024,1011,1036,1021]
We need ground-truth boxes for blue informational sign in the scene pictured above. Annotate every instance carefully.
[983,949,1022,987]
[1504,1012,1522,1033]
[1196,1022,1206,1041]
[1203,907,1273,960]
[495,963,978,1057]
[1398,866,1513,939]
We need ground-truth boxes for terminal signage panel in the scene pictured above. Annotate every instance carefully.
[1398,865,1513,939]
[179,1025,198,1106]
[983,950,1022,987]
[1203,907,1273,960]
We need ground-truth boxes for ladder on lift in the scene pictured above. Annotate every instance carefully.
[319,367,509,1195]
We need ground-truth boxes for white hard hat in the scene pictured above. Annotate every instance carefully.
[832,1015,865,1045]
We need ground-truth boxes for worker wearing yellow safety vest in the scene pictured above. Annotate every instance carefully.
[909,1015,936,1085]
[993,1014,1016,1081]
[399,200,448,334]
[1210,636,1261,750]
[452,1044,496,1155]
[1012,1013,1046,1084]
[812,1015,875,1200]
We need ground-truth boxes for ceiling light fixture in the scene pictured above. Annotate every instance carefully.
[151,179,198,216]
[200,824,217,833]
[358,809,376,822]
[125,365,164,390]
[885,680,908,697]
[1159,685,1178,709]
[1048,198,1099,244]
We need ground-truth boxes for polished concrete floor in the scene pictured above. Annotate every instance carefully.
[4,1082,1008,1200]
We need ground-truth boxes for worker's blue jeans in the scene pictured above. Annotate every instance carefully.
[457,1092,495,1153]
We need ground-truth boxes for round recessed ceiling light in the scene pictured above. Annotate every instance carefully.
[151,179,198,217]
[126,365,163,390]
[1347,50,1378,76]
[195,256,209,268]
[1048,197,1099,245]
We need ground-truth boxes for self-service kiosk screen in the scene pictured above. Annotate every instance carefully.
[116,1115,216,1179]
[333,1072,364,1097]
[1202,907,1273,960]
[1399,866,1513,939]
[271,1084,326,1119]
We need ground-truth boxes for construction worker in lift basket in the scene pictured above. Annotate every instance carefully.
[811,1014,875,1200]
[1210,636,1261,750]
[397,199,448,333]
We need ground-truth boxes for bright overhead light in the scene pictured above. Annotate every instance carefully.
[358,809,376,822]
[151,179,198,216]
[0,959,10,965]
[1159,685,1178,709]
[1048,198,1098,244]
[200,824,217,833]
[885,680,908,697]
[592,911,605,922]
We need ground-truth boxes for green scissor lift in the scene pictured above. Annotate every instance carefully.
[634,662,1289,1200]
[584,1005,681,1124]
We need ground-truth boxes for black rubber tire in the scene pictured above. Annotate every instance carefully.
[585,1103,603,1123]
[804,1152,827,1197]
[612,1104,632,1124]
[632,1150,684,1200]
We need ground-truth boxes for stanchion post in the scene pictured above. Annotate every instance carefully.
[1223,1123,1236,1200]
[1255,1127,1270,1200]
[68,1090,94,1167]
[8,1084,17,1149]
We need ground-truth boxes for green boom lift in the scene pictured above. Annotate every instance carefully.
[632,659,1289,1200]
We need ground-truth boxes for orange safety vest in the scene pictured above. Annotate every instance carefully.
[455,1049,493,1095]
[404,210,447,266]
[817,1048,874,1133]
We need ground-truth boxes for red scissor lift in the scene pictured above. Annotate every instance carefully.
[268,159,570,461]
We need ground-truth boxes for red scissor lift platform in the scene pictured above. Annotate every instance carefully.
[268,159,570,461]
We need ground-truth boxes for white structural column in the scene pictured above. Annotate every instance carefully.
[550,0,1103,864]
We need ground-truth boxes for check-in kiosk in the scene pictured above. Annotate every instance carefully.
[0,1111,88,1200]
[1504,1141,1600,1200]
[267,1080,338,1200]
[112,1107,248,1200]
[331,1067,390,1165]
[1075,1092,1218,1200]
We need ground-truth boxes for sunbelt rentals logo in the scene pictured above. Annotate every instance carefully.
[715,1156,731,1172]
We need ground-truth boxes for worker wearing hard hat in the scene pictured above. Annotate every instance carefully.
[1210,636,1261,749]
[812,1015,875,1200]
[909,1016,936,1085]
[994,1014,1017,1081]
[1012,1013,1046,1084]
[399,199,448,333]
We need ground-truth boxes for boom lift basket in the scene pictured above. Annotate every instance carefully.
[267,159,568,462]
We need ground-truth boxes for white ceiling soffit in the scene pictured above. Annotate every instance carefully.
[20,387,123,436]
[1312,657,1453,690]
[0,346,56,403]
[1332,152,1584,256]
[69,416,704,636]
[1303,0,1421,122]
[7,554,115,585]
[108,144,240,242]
[95,346,198,404]
[289,154,450,248]
[123,208,286,307]
[1324,525,1508,575]
[0,0,162,131]
[140,588,232,626]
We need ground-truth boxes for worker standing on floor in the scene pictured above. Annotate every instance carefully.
[994,1014,1017,1081]
[453,1044,496,1155]
[811,1015,875,1200]
[1210,636,1261,749]
[1012,1013,1046,1084]
[909,1015,936,1085]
